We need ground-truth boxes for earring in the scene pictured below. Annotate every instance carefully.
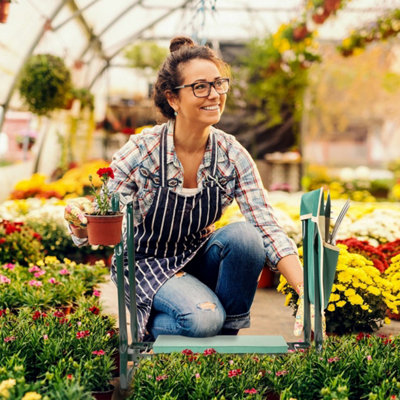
[174,111,178,116]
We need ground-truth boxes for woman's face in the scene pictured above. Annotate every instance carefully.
[172,58,227,130]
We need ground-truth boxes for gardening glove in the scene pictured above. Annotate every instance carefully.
[64,197,94,228]
[293,284,326,338]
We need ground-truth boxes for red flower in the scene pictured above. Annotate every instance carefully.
[203,348,217,356]
[67,374,73,380]
[0,238,5,244]
[181,349,193,356]
[92,350,105,356]
[76,330,90,339]
[0,309,7,317]
[53,311,65,318]
[228,369,242,378]
[32,310,47,320]
[244,388,258,394]
[96,167,114,180]
[89,306,100,315]
[337,238,388,272]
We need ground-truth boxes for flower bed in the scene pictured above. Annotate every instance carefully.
[0,256,108,309]
[131,334,400,399]
[278,245,399,334]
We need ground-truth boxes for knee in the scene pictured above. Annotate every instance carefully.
[180,301,225,337]
[220,222,265,260]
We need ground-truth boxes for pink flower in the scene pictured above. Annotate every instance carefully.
[3,263,15,270]
[275,370,288,376]
[59,268,70,275]
[43,335,48,340]
[28,265,41,273]
[76,330,90,339]
[28,280,42,287]
[4,336,16,342]
[92,350,105,356]
[244,388,258,394]
[366,355,372,361]
[0,275,11,284]
[203,348,217,356]
[228,360,234,365]
[228,369,242,378]
[156,374,168,381]
[34,270,46,278]
[48,277,57,284]
[93,289,101,297]
[67,374,73,380]
[328,356,340,363]
[195,373,200,379]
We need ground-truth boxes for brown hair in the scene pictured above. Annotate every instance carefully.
[153,36,229,120]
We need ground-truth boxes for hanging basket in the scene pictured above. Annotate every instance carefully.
[86,213,123,246]
[0,1,10,24]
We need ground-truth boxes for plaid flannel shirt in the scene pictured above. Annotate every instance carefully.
[108,121,297,270]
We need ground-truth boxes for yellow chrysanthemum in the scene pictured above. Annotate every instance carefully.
[348,294,364,306]
[329,293,340,302]
[21,392,42,400]
[336,300,346,308]
[367,286,381,296]
[327,304,335,312]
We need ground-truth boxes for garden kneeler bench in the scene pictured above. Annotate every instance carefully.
[111,189,346,390]
[300,188,347,350]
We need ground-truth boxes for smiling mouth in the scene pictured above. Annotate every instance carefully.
[201,105,220,111]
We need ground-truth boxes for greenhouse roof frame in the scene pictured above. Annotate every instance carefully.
[1,0,400,127]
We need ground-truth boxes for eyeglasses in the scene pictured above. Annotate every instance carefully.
[174,78,230,98]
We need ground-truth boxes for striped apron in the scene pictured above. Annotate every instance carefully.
[111,126,223,340]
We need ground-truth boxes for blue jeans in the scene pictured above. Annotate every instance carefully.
[147,222,265,339]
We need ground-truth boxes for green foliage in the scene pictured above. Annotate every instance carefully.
[69,87,95,111]
[124,41,168,72]
[0,220,43,265]
[0,299,118,394]
[18,54,72,116]
[131,335,400,399]
[0,257,108,309]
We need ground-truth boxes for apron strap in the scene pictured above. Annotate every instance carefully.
[159,124,168,187]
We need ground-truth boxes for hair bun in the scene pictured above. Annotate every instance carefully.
[169,36,195,53]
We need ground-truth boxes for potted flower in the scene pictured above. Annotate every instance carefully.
[18,54,72,116]
[15,130,37,151]
[85,167,123,246]
[0,0,11,24]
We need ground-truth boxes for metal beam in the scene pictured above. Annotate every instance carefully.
[88,0,193,89]
[0,0,69,130]
[79,0,144,60]
[52,0,100,31]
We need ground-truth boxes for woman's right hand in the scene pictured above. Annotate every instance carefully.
[64,198,94,236]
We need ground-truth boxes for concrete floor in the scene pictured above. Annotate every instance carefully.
[99,275,400,343]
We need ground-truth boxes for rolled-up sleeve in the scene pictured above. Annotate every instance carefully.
[232,144,298,270]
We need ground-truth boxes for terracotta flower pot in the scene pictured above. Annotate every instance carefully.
[86,213,123,246]
[324,0,341,13]
[312,9,330,24]
[91,385,114,400]
[0,1,10,24]
[257,267,275,288]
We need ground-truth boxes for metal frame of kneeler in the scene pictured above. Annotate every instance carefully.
[112,188,344,391]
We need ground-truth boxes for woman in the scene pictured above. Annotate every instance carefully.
[66,36,304,341]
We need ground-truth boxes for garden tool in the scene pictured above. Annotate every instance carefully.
[300,188,346,350]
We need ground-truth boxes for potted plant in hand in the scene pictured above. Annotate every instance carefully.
[85,167,123,246]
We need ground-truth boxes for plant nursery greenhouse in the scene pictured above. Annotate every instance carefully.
[2,0,400,399]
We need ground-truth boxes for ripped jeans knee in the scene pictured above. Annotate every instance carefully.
[148,272,226,338]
